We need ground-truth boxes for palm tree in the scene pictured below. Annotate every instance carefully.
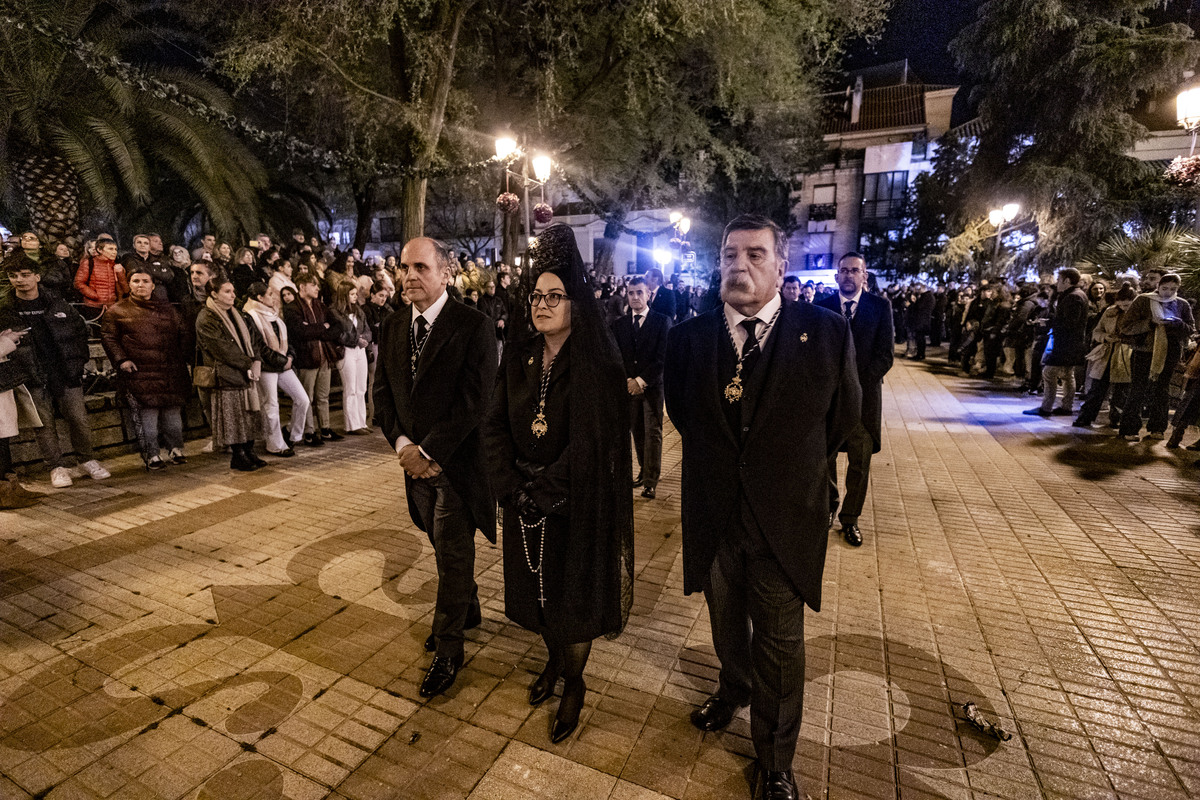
[0,0,269,245]
[1083,225,1200,294]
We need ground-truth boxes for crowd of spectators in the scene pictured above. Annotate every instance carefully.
[886,268,1200,448]
[0,226,735,506]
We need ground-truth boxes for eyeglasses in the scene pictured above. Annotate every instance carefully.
[529,291,570,308]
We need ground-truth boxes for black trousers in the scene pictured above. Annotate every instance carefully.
[407,474,481,660]
[1076,368,1129,428]
[702,512,807,771]
[827,422,874,525]
[1119,347,1177,437]
[912,326,930,360]
[630,386,664,487]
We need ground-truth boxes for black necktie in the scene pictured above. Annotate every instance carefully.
[635,314,643,330]
[843,300,854,320]
[740,318,761,377]
[411,316,429,376]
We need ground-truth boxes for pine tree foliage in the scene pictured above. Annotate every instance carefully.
[950,0,1200,268]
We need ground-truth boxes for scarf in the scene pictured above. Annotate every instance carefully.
[205,296,261,411]
[244,298,287,355]
[1147,292,1181,378]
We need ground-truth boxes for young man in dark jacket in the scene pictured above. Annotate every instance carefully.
[1025,268,1089,417]
[1,260,111,488]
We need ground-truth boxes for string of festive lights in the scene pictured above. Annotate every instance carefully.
[1,12,516,180]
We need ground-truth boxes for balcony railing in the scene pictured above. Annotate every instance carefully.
[808,203,838,222]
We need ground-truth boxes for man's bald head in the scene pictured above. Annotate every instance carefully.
[399,237,452,312]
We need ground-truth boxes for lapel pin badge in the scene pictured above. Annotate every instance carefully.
[800,333,809,342]
[528,357,535,365]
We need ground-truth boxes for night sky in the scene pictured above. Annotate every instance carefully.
[843,0,981,85]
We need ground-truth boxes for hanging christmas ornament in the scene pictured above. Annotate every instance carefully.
[496,192,520,214]
[533,203,554,224]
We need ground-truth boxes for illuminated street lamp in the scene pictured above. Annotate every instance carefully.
[1176,76,1200,230]
[495,134,554,264]
[494,136,517,160]
[988,203,1021,275]
[678,217,691,235]
[669,211,683,224]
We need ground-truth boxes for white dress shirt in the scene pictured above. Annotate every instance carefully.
[395,289,450,457]
[724,292,783,354]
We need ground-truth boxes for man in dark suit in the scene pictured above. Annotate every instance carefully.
[645,267,677,320]
[373,237,498,698]
[817,253,894,547]
[665,215,861,800]
[611,275,670,499]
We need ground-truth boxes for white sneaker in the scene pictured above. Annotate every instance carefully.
[78,460,111,480]
[50,467,74,488]
[201,439,214,453]
[1123,434,1142,442]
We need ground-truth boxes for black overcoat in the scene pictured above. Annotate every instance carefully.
[816,291,894,453]
[664,300,861,611]
[373,297,498,542]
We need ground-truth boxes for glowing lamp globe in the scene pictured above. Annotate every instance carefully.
[495,137,517,160]
[1178,87,1200,131]
[532,155,552,183]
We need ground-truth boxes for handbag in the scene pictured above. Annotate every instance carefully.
[192,365,216,389]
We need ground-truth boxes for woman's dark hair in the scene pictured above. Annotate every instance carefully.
[207,275,235,296]
[1161,272,1182,285]
[280,285,297,304]
[247,281,269,300]
[370,280,388,295]
[332,280,362,316]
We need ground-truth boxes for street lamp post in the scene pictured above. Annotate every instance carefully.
[1176,78,1200,231]
[495,135,552,265]
[987,203,1021,278]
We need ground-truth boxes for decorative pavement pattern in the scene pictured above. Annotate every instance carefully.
[1,353,1199,799]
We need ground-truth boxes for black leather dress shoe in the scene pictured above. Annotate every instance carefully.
[632,473,644,488]
[551,677,586,743]
[418,656,461,698]
[321,428,344,441]
[690,694,743,731]
[424,608,483,652]
[529,662,561,705]
[756,767,798,800]
[842,523,862,547]
[640,485,656,499]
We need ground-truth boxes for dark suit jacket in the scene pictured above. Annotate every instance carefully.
[817,291,894,453]
[373,297,499,542]
[611,309,670,390]
[664,300,861,610]
[649,287,676,320]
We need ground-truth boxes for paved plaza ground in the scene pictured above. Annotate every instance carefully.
[1,350,1199,800]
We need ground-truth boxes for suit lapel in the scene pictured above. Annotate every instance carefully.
[395,305,415,393]
[700,312,738,445]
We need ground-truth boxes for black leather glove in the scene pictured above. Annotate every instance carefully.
[513,486,543,522]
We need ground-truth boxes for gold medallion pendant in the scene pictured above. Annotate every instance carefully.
[724,376,743,403]
[531,412,549,437]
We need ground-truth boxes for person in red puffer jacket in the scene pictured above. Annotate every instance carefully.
[74,238,128,312]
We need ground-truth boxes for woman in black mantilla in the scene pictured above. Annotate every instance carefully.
[484,224,634,744]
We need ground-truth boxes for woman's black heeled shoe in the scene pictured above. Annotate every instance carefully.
[528,664,561,706]
[551,678,586,743]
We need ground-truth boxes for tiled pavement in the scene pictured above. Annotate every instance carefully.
[1,351,1199,799]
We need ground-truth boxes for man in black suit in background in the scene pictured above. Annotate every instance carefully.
[818,253,894,547]
[374,237,498,698]
[611,275,670,499]
[665,215,861,800]
[646,267,677,320]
